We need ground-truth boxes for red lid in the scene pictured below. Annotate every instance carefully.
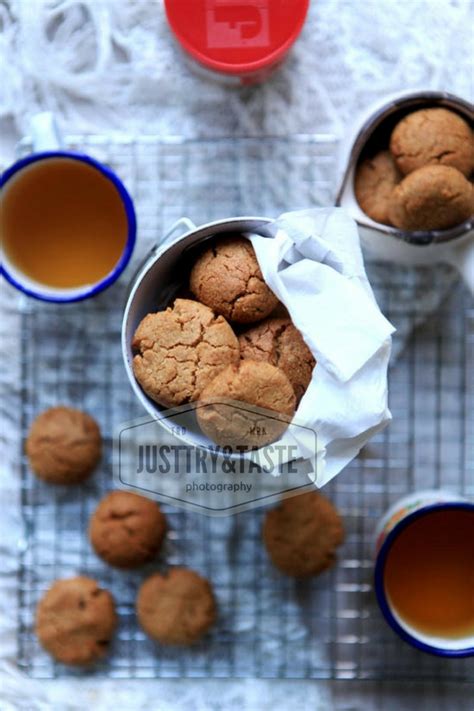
[164,0,310,75]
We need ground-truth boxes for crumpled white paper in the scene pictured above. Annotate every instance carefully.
[247,208,395,487]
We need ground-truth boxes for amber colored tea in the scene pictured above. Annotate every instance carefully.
[1,158,128,288]
[384,509,474,639]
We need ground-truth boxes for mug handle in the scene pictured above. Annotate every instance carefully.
[446,233,474,295]
[161,217,196,247]
[123,217,197,304]
[29,112,64,152]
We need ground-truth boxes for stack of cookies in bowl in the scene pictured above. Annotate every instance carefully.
[131,234,316,450]
[355,107,474,231]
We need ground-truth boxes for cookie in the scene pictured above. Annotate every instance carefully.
[263,491,344,577]
[389,165,473,231]
[196,360,296,449]
[35,576,116,665]
[136,568,216,645]
[354,150,401,224]
[132,298,240,408]
[189,236,278,324]
[239,316,316,402]
[26,406,101,484]
[89,490,167,569]
[390,108,474,177]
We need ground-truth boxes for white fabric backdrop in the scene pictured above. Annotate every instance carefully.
[0,1,473,709]
[0,0,472,140]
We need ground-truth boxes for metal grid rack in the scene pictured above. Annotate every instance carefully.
[15,135,474,681]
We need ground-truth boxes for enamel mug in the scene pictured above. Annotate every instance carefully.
[121,215,273,449]
[336,91,474,293]
[1,113,136,303]
[374,489,474,658]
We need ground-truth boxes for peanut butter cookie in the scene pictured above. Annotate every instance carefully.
[239,316,315,403]
[35,576,117,665]
[189,236,278,324]
[390,108,474,177]
[89,491,167,569]
[26,406,101,484]
[389,164,473,231]
[197,359,296,449]
[132,298,240,408]
[137,568,216,645]
[354,150,401,224]
[263,491,345,577]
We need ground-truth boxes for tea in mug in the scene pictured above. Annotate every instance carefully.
[1,158,128,289]
[384,509,474,639]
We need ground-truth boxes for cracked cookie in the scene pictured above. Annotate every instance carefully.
[389,164,474,231]
[26,406,101,484]
[239,316,316,403]
[189,236,278,324]
[390,108,474,177]
[35,576,117,665]
[354,150,401,224]
[132,298,240,408]
[137,568,216,645]
[196,359,296,449]
[89,490,167,569]
[263,491,345,577]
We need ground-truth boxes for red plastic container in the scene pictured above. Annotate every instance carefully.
[164,0,310,85]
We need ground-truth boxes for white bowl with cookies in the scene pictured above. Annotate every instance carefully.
[336,90,474,292]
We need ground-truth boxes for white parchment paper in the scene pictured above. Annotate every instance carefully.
[249,208,395,486]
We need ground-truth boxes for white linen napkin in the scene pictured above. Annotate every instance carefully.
[247,208,395,487]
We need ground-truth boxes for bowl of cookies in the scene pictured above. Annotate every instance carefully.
[122,216,313,455]
[336,91,474,291]
[121,209,394,486]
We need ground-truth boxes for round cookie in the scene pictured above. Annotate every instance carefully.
[354,150,401,224]
[263,491,345,577]
[132,298,240,408]
[89,490,167,569]
[390,108,474,177]
[35,576,116,665]
[26,406,101,484]
[196,360,296,449]
[239,316,316,403]
[189,236,278,324]
[389,165,473,231]
[136,568,216,645]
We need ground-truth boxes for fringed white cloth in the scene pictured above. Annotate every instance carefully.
[0,0,472,138]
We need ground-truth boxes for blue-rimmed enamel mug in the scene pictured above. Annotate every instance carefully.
[374,489,474,658]
[0,113,136,303]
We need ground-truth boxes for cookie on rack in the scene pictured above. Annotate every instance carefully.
[89,490,167,569]
[189,236,278,324]
[238,316,316,402]
[390,107,474,177]
[132,298,240,408]
[354,150,401,225]
[35,576,117,665]
[389,165,473,231]
[196,359,296,449]
[26,406,101,484]
[263,491,344,577]
[136,568,216,645]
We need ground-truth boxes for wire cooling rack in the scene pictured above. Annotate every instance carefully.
[15,135,474,681]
